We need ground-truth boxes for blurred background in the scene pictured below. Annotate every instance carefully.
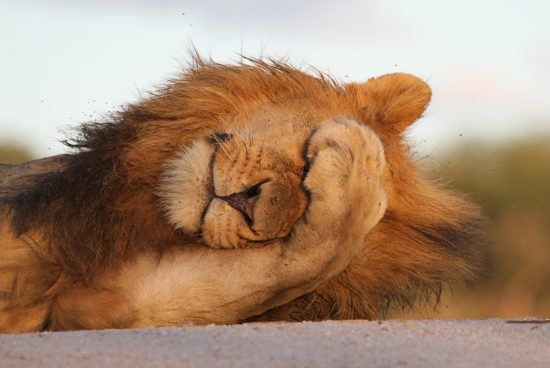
[1,1,548,319]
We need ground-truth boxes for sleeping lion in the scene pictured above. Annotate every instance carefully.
[0,56,482,332]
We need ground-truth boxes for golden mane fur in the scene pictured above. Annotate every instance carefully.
[0,55,483,331]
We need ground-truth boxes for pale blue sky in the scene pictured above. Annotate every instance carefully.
[1,0,549,157]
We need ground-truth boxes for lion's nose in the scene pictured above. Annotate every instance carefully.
[219,181,265,225]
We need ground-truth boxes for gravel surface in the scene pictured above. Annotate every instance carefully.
[0,319,548,368]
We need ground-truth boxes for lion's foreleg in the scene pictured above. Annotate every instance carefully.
[97,117,387,327]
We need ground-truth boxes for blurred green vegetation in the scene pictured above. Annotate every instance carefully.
[0,144,34,164]
[0,138,549,318]
[399,136,550,319]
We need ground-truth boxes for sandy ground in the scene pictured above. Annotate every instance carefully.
[0,318,548,367]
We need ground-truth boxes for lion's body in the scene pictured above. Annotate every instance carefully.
[0,58,482,332]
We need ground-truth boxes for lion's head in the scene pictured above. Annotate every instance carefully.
[6,57,483,322]
[154,64,439,253]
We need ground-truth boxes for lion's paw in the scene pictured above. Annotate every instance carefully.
[303,116,387,235]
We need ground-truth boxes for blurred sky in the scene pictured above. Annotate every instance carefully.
[1,0,549,157]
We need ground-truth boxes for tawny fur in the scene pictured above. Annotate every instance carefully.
[0,56,483,332]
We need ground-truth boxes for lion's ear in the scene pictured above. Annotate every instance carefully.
[354,73,431,134]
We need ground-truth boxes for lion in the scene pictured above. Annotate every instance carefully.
[0,56,482,332]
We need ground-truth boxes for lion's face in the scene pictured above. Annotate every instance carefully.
[160,110,316,248]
